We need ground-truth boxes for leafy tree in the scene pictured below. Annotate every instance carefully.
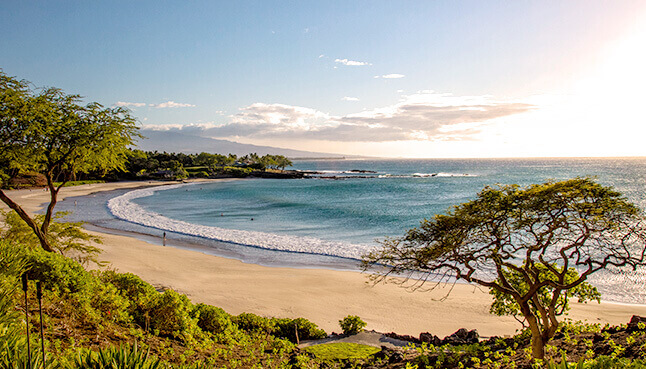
[339,315,367,335]
[274,155,293,170]
[160,159,188,179]
[194,152,232,172]
[362,178,646,359]
[0,71,139,251]
[259,155,292,170]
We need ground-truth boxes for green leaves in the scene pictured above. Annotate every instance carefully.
[339,315,367,335]
[1,210,103,266]
[489,263,601,323]
[1,71,140,251]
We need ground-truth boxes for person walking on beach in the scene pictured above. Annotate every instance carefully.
[163,232,166,246]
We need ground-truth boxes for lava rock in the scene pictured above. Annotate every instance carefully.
[419,332,442,345]
[442,328,479,345]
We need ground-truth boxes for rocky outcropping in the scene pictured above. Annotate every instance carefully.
[249,170,306,179]
[385,328,479,346]
[628,315,646,332]
[442,328,479,345]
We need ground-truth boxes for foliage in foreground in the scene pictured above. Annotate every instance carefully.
[62,343,163,369]
[4,234,646,368]
[0,238,327,367]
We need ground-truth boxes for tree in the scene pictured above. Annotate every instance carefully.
[362,178,646,359]
[0,71,139,252]
[339,315,367,335]
[274,155,292,170]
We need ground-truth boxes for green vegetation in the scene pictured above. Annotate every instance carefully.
[489,263,601,326]
[0,71,139,252]
[339,315,367,335]
[1,210,103,266]
[363,178,646,359]
[120,150,293,180]
[0,213,336,368]
[52,180,106,187]
[62,343,163,369]
[305,342,380,360]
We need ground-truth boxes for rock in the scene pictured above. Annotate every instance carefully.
[348,169,377,173]
[442,328,479,345]
[419,332,441,345]
[628,315,646,332]
[630,315,646,326]
[250,170,306,179]
[374,346,405,363]
[384,332,420,344]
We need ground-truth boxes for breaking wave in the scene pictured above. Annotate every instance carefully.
[107,185,370,260]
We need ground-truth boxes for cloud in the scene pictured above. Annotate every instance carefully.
[335,58,371,66]
[151,101,196,108]
[342,96,359,101]
[147,92,534,143]
[114,101,146,108]
[374,74,405,79]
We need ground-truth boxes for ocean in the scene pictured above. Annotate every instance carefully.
[59,157,646,304]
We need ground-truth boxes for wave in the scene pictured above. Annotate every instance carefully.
[378,173,477,178]
[107,185,371,260]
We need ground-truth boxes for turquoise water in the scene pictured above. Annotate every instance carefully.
[131,157,646,248]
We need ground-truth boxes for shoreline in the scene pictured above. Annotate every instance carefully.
[4,180,646,337]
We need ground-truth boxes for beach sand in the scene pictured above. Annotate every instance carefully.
[4,180,646,338]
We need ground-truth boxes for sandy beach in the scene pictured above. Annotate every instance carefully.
[4,180,646,338]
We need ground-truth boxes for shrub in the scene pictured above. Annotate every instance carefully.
[219,166,252,178]
[339,315,366,335]
[100,271,158,305]
[89,281,132,325]
[24,246,93,294]
[193,303,237,337]
[0,241,56,368]
[148,289,200,341]
[99,271,162,329]
[272,317,327,342]
[233,312,274,334]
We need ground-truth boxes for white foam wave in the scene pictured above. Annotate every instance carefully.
[107,185,370,259]
[435,172,477,177]
[377,173,477,178]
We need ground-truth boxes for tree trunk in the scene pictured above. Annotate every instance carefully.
[530,330,546,360]
[0,189,55,252]
[520,303,546,360]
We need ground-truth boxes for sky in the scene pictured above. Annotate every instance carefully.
[2,0,646,158]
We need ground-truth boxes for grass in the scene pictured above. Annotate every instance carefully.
[53,180,106,187]
[304,342,381,360]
